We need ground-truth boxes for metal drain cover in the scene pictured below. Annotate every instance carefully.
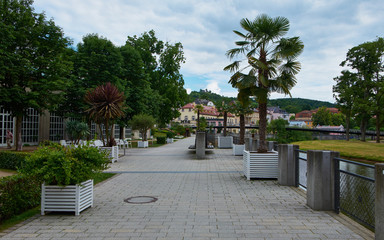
[124,196,158,204]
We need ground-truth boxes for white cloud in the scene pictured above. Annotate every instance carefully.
[32,0,384,103]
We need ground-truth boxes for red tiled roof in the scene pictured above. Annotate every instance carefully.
[181,103,194,109]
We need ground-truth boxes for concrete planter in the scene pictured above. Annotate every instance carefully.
[166,138,174,144]
[138,141,148,148]
[99,146,119,163]
[233,144,245,156]
[218,136,233,149]
[243,150,279,180]
[41,179,93,216]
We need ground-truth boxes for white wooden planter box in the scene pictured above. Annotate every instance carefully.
[41,179,93,216]
[166,138,174,143]
[233,144,245,156]
[138,141,148,148]
[218,136,233,149]
[99,146,119,163]
[243,150,279,180]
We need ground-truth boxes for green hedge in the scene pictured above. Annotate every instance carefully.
[0,174,41,223]
[156,136,166,144]
[0,152,30,170]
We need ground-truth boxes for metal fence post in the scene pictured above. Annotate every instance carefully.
[375,163,384,240]
[334,157,340,214]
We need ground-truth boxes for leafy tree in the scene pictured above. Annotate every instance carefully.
[268,118,288,142]
[0,0,72,150]
[224,14,303,152]
[126,30,188,125]
[340,37,384,142]
[84,82,125,147]
[197,117,207,132]
[333,70,358,140]
[130,114,156,141]
[312,107,333,126]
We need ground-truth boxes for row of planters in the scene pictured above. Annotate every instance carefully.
[0,143,109,222]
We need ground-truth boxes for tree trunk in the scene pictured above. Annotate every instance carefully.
[239,114,245,145]
[360,119,367,142]
[258,101,268,153]
[223,111,227,136]
[197,110,200,130]
[376,114,381,143]
[87,119,92,141]
[15,115,23,151]
[345,111,350,141]
[98,124,105,146]
[120,124,124,140]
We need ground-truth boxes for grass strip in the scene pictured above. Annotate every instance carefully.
[292,140,384,162]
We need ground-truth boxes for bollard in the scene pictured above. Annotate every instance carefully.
[376,163,384,240]
[196,132,206,159]
[307,150,339,211]
[278,144,299,186]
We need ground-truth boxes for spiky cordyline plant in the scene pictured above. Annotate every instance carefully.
[85,82,125,147]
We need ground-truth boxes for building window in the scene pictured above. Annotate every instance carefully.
[192,116,195,120]
[0,106,14,146]
[184,116,188,120]
[49,113,64,141]
[182,109,184,112]
[189,109,191,112]
[178,117,181,121]
[22,108,39,143]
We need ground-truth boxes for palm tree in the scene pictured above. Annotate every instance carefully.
[85,82,125,147]
[215,100,232,136]
[231,100,254,145]
[194,104,204,131]
[224,14,303,152]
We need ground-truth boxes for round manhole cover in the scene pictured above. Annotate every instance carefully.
[124,196,158,204]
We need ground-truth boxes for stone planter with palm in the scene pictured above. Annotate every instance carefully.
[224,14,303,178]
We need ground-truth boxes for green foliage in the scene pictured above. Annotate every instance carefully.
[0,0,73,150]
[66,121,90,144]
[197,117,207,132]
[131,114,156,141]
[171,123,187,136]
[0,174,41,223]
[156,136,166,144]
[189,89,235,104]
[19,144,109,186]
[166,131,175,138]
[0,152,30,170]
[312,107,345,126]
[224,14,303,152]
[268,119,312,143]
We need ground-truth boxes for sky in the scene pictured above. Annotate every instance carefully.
[33,0,384,103]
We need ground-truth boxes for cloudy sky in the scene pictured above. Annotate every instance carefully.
[33,0,384,103]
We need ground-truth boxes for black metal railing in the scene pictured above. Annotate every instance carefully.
[334,157,375,230]
[295,149,308,189]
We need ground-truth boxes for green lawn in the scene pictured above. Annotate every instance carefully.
[291,140,384,162]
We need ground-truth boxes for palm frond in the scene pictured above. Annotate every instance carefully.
[226,48,245,59]
[223,61,241,72]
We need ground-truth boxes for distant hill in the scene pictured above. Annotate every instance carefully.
[188,90,335,113]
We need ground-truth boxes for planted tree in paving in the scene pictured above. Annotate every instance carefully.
[224,14,303,152]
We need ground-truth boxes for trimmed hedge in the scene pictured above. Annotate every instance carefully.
[0,152,30,170]
[156,136,166,144]
[0,174,41,223]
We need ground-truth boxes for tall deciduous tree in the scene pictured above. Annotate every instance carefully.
[224,14,303,152]
[126,30,187,126]
[0,0,72,150]
[340,37,384,142]
[333,70,358,141]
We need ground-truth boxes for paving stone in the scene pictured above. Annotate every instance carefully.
[1,137,370,239]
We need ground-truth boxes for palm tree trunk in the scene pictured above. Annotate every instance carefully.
[98,124,105,146]
[105,120,110,146]
[223,111,227,136]
[239,114,245,145]
[15,115,23,151]
[197,110,200,130]
[258,101,268,153]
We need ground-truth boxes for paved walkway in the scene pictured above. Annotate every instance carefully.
[1,137,370,239]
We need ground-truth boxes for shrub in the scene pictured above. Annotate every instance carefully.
[166,131,175,139]
[20,144,109,186]
[0,174,41,223]
[156,136,166,144]
[0,152,30,170]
